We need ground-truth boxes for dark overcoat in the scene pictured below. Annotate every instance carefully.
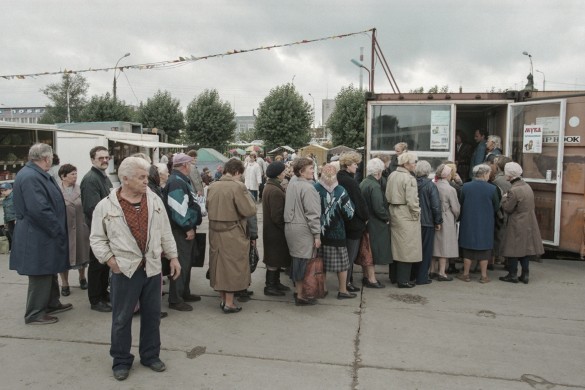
[500,179,544,257]
[9,162,69,275]
[261,178,291,268]
[458,179,499,251]
[360,175,392,264]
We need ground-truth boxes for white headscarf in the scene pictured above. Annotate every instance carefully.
[504,162,523,179]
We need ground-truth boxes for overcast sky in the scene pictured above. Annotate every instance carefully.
[2,0,584,124]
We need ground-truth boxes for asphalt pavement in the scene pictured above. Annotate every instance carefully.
[1,207,584,389]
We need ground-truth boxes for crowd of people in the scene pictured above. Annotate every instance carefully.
[4,133,544,380]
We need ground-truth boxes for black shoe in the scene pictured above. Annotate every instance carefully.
[437,275,454,282]
[416,279,432,285]
[46,303,73,315]
[222,305,242,314]
[295,297,317,306]
[142,360,166,372]
[275,282,291,291]
[337,291,357,299]
[346,283,360,293]
[183,294,201,302]
[518,275,529,284]
[79,279,88,290]
[363,280,385,288]
[160,311,168,319]
[235,289,254,297]
[61,286,70,296]
[113,367,130,381]
[429,272,439,280]
[446,266,458,274]
[397,282,415,288]
[169,302,193,311]
[26,315,59,325]
[91,301,112,313]
[264,286,286,296]
[499,274,518,283]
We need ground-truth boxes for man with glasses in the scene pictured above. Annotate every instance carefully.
[81,146,113,312]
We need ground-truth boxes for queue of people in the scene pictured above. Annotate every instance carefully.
[5,141,544,382]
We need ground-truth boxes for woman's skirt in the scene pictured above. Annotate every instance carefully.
[319,245,349,273]
[461,247,492,261]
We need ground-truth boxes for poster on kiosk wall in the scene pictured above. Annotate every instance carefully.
[523,124,543,153]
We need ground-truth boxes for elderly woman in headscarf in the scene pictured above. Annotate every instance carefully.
[432,164,460,281]
[359,158,390,288]
[414,160,442,285]
[386,152,421,288]
[315,164,356,299]
[499,162,544,284]
[457,164,500,283]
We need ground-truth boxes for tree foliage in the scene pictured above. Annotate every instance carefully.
[326,85,366,149]
[255,83,312,149]
[79,92,135,122]
[137,90,184,141]
[38,73,89,124]
[238,126,257,143]
[409,85,449,93]
[184,89,236,151]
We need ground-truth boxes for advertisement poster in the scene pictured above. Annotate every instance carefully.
[430,110,450,149]
[523,125,543,153]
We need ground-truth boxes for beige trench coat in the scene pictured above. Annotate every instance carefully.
[386,167,422,263]
[206,175,257,292]
[432,179,460,258]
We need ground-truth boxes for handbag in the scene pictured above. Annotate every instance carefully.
[355,231,374,267]
[191,233,207,267]
[249,243,259,273]
[302,249,326,299]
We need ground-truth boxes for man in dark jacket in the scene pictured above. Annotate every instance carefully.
[80,146,113,312]
[337,152,369,291]
[164,153,202,312]
[414,161,443,285]
[10,143,72,325]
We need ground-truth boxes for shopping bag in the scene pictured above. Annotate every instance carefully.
[249,243,259,273]
[191,233,207,267]
[302,250,326,299]
[355,231,374,267]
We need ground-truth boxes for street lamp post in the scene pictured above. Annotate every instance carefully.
[536,69,546,91]
[522,51,533,76]
[350,59,371,91]
[113,52,130,100]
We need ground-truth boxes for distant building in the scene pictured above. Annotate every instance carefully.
[235,115,256,140]
[322,99,335,140]
[0,106,46,124]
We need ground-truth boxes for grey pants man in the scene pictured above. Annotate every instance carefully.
[168,229,197,305]
[25,274,61,323]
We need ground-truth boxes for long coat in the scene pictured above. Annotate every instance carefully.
[284,176,321,259]
[433,179,460,258]
[9,162,69,275]
[500,179,544,258]
[61,183,90,266]
[206,175,257,291]
[360,175,392,265]
[262,178,291,268]
[458,179,499,250]
[386,167,422,263]
[492,172,512,257]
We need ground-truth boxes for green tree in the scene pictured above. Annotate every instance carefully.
[238,126,257,143]
[137,90,184,141]
[79,92,135,122]
[184,89,236,150]
[38,73,89,124]
[326,85,366,148]
[255,83,312,149]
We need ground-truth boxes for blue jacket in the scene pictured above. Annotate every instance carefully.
[469,140,487,178]
[164,170,202,232]
[9,162,69,275]
[2,191,15,222]
[416,177,443,228]
[458,179,499,250]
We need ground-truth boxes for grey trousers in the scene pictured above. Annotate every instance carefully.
[346,238,360,284]
[25,274,61,323]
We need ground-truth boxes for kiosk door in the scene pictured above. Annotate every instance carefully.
[507,99,566,245]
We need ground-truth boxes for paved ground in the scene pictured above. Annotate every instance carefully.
[1,208,584,389]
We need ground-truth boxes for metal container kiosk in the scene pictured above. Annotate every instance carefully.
[365,91,585,257]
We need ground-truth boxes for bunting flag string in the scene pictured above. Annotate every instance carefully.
[1,28,374,80]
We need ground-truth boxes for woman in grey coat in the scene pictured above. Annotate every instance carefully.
[432,164,460,281]
[284,158,321,305]
[499,162,544,284]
